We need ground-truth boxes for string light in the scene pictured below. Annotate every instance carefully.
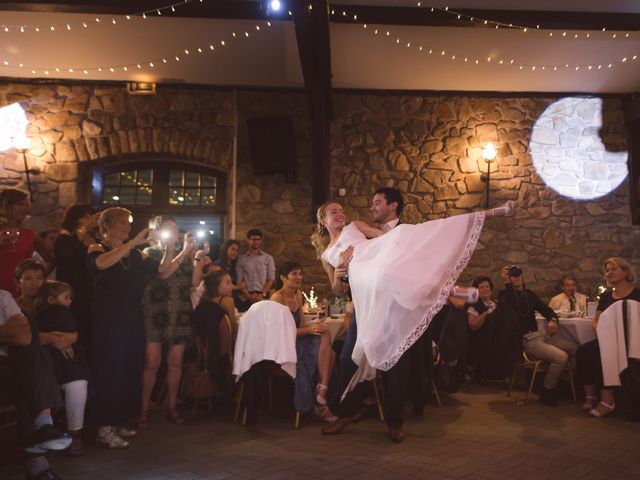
[332,9,640,73]
[0,20,272,76]
[0,0,203,33]
[422,3,637,41]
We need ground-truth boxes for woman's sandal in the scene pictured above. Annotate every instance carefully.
[315,384,328,406]
[134,411,149,429]
[166,407,185,425]
[315,405,338,423]
[588,401,615,418]
[581,395,598,412]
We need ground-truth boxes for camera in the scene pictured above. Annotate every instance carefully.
[508,265,523,277]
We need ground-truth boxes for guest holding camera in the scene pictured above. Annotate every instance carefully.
[137,216,198,428]
[498,266,578,406]
[87,208,182,449]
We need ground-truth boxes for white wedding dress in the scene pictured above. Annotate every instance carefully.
[322,212,485,388]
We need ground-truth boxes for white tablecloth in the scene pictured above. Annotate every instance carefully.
[304,314,346,343]
[536,315,596,345]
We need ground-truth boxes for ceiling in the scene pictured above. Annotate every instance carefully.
[1,0,640,93]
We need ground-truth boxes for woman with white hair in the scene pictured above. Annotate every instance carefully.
[576,257,640,418]
[87,208,186,449]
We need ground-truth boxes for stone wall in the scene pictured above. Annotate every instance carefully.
[0,81,325,291]
[2,80,640,300]
[330,94,640,298]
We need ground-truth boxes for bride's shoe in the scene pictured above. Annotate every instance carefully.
[450,286,479,304]
[488,200,514,218]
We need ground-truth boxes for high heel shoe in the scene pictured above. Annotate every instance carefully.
[315,405,338,423]
[315,384,328,406]
[588,401,615,418]
[581,395,598,412]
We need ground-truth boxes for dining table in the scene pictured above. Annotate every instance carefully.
[536,313,596,345]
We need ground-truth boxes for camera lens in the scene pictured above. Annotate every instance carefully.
[508,266,522,277]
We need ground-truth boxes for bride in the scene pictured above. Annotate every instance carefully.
[311,200,512,385]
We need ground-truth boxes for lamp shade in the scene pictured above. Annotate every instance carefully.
[482,142,497,161]
[12,135,32,151]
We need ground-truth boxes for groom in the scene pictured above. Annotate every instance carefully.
[323,187,424,442]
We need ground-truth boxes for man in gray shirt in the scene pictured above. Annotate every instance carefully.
[236,228,276,305]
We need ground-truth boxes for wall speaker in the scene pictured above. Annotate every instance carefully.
[246,115,297,182]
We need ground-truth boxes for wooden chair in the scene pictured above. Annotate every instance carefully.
[507,351,576,404]
[234,364,301,429]
[171,314,233,417]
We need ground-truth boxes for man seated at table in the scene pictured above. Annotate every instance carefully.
[498,266,578,407]
[548,275,587,316]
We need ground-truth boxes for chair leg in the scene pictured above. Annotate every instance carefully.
[267,378,273,413]
[568,363,577,403]
[207,398,212,412]
[508,365,519,397]
[192,399,198,418]
[294,411,300,429]
[234,383,244,424]
[525,364,540,404]
[372,378,385,422]
[241,407,247,426]
[432,379,442,407]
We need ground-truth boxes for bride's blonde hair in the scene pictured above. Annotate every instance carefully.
[310,201,340,259]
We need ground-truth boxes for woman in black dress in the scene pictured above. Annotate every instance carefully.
[54,204,98,355]
[87,207,180,449]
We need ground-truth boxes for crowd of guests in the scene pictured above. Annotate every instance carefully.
[2,186,640,478]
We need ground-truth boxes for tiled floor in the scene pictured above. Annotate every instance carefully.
[2,382,639,480]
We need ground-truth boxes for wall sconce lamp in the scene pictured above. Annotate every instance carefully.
[481,142,498,208]
[126,82,157,95]
[11,135,37,201]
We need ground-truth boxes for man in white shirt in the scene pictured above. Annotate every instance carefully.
[236,229,276,306]
[548,275,587,315]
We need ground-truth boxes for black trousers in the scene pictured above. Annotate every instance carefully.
[1,340,62,447]
[337,312,427,427]
[576,339,603,387]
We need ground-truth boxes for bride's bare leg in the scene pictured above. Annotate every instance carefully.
[486,200,514,219]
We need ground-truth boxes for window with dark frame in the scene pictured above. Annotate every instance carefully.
[92,161,226,212]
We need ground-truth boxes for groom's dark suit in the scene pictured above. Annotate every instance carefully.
[335,219,427,429]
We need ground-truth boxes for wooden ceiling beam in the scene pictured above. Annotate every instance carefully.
[4,2,640,31]
[291,0,332,210]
